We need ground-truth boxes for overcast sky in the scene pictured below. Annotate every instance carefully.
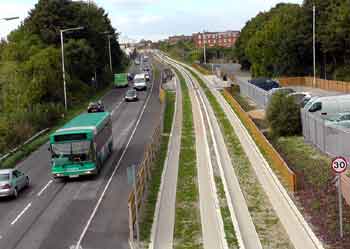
[0,0,303,42]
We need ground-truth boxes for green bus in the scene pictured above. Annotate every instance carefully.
[114,73,128,87]
[49,112,113,179]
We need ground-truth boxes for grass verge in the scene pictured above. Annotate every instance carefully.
[188,67,294,249]
[0,86,112,169]
[139,90,176,242]
[173,68,202,249]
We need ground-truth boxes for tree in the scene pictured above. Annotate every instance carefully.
[266,92,302,137]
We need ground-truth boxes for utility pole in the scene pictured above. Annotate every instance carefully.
[313,5,316,87]
[60,26,84,111]
[203,30,207,64]
[108,35,113,72]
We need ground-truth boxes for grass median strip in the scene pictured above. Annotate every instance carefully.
[188,67,294,249]
[139,89,176,243]
[173,68,202,249]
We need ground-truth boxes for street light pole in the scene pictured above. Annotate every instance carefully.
[60,26,84,111]
[313,5,316,87]
[108,35,113,72]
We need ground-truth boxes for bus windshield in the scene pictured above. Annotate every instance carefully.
[51,141,91,157]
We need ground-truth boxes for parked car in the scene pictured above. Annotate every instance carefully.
[125,89,138,102]
[0,169,30,198]
[248,77,280,91]
[304,94,350,119]
[87,101,104,113]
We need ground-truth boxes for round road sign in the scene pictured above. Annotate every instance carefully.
[331,157,348,174]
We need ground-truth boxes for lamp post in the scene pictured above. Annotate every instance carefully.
[313,5,316,87]
[203,30,207,64]
[0,16,19,22]
[60,26,84,111]
[102,32,119,73]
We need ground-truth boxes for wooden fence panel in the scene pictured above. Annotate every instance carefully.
[223,89,297,192]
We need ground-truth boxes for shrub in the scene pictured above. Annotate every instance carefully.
[266,92,301,137]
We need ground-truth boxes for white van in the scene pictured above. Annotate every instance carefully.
[134,73,147,90]
[305,94,350,119]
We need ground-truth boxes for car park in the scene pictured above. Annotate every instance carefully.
[0,169,30,198]
[87,101,105,113]
[125,89,138,102]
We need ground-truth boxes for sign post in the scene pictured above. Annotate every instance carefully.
[331,156,348,238]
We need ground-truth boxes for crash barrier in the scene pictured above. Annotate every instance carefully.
[278,77,350,93]
[235,77,270,109]
[301,109,350,158]
[0,128,50,163]
[128,122,162,241]
[223,88,297,192]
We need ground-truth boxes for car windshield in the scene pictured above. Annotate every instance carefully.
[127,90,136,96]
[0,173,10,181]
[51,141,91,157]
[134,78,145,83]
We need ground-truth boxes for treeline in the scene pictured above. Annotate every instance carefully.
[235,0,350,80]
[0,0,128,153]
[159,40,235,64]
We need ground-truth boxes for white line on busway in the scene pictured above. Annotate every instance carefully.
[10,203,32,226]
[37,180,53,197]
[74,71,156,249]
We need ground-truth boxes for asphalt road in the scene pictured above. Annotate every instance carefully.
[0,56,162,249]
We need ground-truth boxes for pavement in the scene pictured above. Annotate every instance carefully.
[0,56,162,249]
[151,73,182,249]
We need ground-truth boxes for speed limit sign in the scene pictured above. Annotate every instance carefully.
[331,157,348,174]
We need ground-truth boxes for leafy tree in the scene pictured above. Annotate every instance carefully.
[266,92,302,137]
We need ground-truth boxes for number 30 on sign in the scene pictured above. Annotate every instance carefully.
[331,157,348,174]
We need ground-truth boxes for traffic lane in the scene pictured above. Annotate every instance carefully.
[11,79,155,249]
[0,86,134,247]
[0,86,129,218]
[33,83,155,249]
[80,62,161,249]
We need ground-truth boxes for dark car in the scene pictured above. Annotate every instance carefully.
[248,77,280,91]
[127,73,134,82]
[125,89,138,102]
[87,101,105,113]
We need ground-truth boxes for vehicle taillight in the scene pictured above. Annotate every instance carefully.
[2,184,11,189]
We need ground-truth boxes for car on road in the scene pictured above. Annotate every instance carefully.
[135,60,140,65]
[133,73,147,91]
[87,101,105,113]
[0,169,30,198]
[125,89,138,102]
[127,73,134,82]
[145,72,150,82]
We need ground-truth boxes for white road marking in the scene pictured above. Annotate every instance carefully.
[37,180,53,197]
[10,203,32,226]
[111,101,123,116]
[74,74,155,249]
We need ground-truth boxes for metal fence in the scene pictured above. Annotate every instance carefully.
[301,110,350,158]
[236,78,270,109]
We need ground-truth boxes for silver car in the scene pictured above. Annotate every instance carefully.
[0,169,30,198]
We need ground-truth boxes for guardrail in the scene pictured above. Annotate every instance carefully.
[223,88,297,192]
[0,128,50,163]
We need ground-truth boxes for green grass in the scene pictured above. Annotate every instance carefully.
[215,176,239,249]
[139,89,176,242]
[0,86,112,169]
[188,67,294,249]
[230,85,255,112]
[173,68,202,249]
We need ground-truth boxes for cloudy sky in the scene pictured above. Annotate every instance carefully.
[0,0,303,42]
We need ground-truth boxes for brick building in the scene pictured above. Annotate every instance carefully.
[192,31,240,48]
